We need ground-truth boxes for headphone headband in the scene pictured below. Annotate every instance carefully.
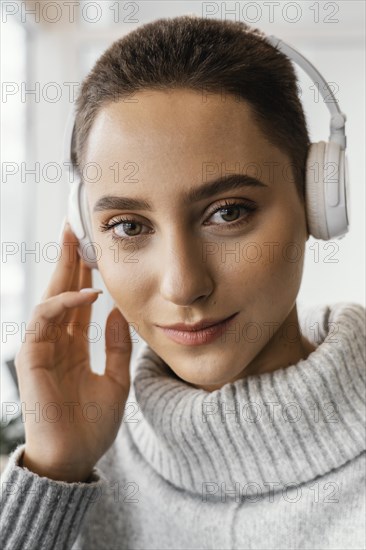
[266,35,347,149]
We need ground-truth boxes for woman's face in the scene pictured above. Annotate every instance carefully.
[84,89,309,389]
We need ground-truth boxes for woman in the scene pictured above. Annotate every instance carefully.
[1,15,365,550]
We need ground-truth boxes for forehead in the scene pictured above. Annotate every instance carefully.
[83,89,288,194]
[86,89,275,155]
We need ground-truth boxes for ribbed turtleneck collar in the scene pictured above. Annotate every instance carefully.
[125,302,366,497]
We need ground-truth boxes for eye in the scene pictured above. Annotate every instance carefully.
[99,217,151,242]
[204,199,257,228]
[114,220,142,237]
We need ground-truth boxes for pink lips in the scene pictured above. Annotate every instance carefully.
[157,312,239,346]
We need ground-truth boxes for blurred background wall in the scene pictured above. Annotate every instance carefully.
[1,0,365,409]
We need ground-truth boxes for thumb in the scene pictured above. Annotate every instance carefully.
[104,306,132,392]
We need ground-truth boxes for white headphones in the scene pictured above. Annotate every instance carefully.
[63,34,349,271]
[266,35,349,245]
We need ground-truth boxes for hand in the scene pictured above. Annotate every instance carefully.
[15,221,132,482]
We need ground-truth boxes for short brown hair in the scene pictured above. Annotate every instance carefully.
[73,15,310,200]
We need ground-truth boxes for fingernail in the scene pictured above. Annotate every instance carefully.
[80,288,103,294]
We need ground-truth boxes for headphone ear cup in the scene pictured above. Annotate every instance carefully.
[79,183,99,269]
[80,183,94,245]
[305,141,329,240]
[67,175,99,270]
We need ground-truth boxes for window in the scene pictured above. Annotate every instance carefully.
[1,18,28,406]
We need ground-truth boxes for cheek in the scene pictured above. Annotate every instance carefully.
[215,248,302,293]
[215,214,306,299]
[97,255,153,324]
[255,239,306,308]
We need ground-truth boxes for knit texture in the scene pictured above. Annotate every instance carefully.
[1,302,365,550]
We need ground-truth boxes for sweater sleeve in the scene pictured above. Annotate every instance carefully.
[0,443,107,550]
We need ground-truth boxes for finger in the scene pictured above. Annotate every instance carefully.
[68,259,93,327]
[22,290,103,348]
[104,307,132,395]
[79,259,92,290]
[76,260,93,326]
[41,222,79,301]
[62,253,82,325]
[70,254,81,291]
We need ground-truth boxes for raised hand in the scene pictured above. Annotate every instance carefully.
[15,221,132,482]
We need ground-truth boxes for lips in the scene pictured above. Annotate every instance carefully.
[157,312,240,346]
[156,313,239,332]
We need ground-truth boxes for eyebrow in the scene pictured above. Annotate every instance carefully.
[93,173,268,213]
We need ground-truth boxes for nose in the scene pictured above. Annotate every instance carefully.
[159,231,214,306]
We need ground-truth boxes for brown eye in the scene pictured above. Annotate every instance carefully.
[217,205,241,223]
[206,200,257,226]
[114,221,142,238]
[99,216,152,243]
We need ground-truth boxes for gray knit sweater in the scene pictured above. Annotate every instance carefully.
[1,302,365,550]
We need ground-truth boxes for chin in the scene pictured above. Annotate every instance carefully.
[168,354,244,388]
